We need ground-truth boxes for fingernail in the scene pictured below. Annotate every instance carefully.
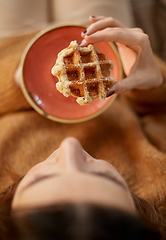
[78,39,88,46]
[106,91,115,97]
[92,16,96,18]
[82,30,87,34]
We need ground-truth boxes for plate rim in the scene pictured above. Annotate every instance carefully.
[19,24,123,124]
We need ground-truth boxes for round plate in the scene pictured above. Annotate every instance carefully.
[20,24,122,123]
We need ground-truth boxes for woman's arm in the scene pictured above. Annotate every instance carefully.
[0,33,37,115]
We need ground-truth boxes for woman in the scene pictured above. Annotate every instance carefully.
[0,16,166,239]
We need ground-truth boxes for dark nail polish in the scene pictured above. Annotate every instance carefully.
[78,42,82,45]
[83,30,87,34]
[92,16,96,18]
[106,91,115,97]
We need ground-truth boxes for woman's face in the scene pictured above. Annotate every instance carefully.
[12,137,136,214]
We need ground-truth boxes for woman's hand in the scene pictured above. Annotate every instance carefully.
[80,16,163,94]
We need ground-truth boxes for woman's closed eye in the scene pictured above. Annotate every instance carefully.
[92,172,126,190]
[20,171,126,194]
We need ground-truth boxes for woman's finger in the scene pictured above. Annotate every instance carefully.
[81,16,125,39]
[108,69,147,94]
[81,16,107,38]
[89,15,106,23]
[86,17,125,36]
[108,58,163,94]
[83,28,148,52]
[109,78,133,94]
[14,65,22,87]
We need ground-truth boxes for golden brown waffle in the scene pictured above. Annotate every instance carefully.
[51,41,115,105]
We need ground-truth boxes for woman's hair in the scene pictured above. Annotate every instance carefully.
[0,203,162,240]
[0,181,163,240]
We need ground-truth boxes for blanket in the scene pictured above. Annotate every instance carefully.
[0,32,166,213]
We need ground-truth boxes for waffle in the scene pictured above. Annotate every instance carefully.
[51,41,115,105]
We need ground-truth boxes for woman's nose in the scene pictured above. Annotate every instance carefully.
[56,137,86,171]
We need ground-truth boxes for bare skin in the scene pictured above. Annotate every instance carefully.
[80,16,163,94]
[12,137,136,214]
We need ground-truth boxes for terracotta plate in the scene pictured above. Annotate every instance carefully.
[20,24,122,123]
